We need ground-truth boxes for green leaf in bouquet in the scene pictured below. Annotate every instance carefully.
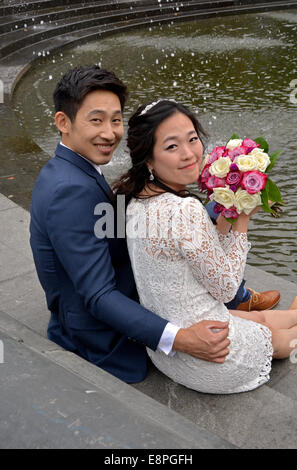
[266,150,282,172]
[261,186,273,213]
[254,137,269,153]
[227,133,241,143]
[261,179,285,217]
[224,217,236,224]
[266,178,283,203]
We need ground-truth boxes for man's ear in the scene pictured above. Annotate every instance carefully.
[55,111,71,134]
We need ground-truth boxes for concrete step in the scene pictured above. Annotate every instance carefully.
[1,0,296,62]
[1,0,297,103]
[0,0,214,17]
[0,190,296,449]
[0,0,167,32]
[0,0,295,18]
[0,192,234,449]
[0,311,233,449]
[0,0,100,15]
[1,0,297,449]
[0,1,234,55]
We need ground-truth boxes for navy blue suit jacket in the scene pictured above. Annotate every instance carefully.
[30,143,168,383]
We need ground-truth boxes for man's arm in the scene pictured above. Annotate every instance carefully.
[46,182,167,350]
[47,182,230,361]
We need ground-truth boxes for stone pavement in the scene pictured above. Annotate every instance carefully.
[0,192,296,449]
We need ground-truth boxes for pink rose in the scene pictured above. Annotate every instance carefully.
[213,203,224,214]
[227,146,247,160]
[240,171,267,194]
[226,170,242,187]
[200,164,211,182]
[205,175,226,190]
[221,206,239,219]
[242,138,259,150]
[197,177,207,192]
[208,146,227,164]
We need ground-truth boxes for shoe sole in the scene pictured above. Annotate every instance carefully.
[263,297,281,310]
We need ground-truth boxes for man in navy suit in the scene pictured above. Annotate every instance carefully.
[30,66,234,383]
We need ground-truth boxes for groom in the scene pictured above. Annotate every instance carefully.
[30,65,276,383]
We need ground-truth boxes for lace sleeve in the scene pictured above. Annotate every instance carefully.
[173,197,251,303]
[217,231,245,254]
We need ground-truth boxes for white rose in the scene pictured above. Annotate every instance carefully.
[234,188,262,215]
[226,139,243,151]
[209,156,232,178]
[209,186,235,209]
[234,154,257,172]
[249,148,270,172]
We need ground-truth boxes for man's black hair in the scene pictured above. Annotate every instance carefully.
[53,65,128,122]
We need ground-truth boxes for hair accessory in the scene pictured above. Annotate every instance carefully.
[149,168,155,181]
[139,98,177,116]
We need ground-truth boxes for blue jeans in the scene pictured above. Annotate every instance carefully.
[205,201,251,309]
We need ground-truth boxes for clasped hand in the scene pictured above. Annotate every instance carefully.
[173,320,230,363]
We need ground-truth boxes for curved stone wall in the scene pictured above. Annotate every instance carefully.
[0,0,297,103]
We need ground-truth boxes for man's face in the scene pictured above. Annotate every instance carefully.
[61,89,124,165]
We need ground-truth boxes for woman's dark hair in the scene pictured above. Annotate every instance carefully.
[53,65,128,122]
[113,99,207,203]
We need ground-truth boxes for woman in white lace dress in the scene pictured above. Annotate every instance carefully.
[114,99,297,394]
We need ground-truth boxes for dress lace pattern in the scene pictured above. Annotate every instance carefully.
[126,193,273,394]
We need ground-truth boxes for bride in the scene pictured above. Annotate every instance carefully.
[113,99,297,394]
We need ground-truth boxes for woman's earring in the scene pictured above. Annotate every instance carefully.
[149,168,154,181]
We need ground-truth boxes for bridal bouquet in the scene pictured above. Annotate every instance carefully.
[198,134,284,223]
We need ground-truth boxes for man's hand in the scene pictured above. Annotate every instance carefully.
[172,320,230,363]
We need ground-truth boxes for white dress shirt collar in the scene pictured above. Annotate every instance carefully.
[59,142,102,175]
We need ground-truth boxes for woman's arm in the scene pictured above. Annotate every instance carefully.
[173,198,252,303]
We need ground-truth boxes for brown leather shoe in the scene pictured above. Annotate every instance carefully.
[236,288,280,311]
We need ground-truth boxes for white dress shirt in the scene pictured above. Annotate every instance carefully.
[59,142,180,355]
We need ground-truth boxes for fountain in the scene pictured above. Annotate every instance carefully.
[1,6,296,282]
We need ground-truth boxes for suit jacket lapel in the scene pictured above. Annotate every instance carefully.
[95,172,113,199]
[55,143,112,200]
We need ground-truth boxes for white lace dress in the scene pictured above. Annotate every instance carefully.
[126,193,273,394]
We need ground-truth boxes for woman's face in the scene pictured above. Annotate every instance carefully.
[149,111,203,192]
